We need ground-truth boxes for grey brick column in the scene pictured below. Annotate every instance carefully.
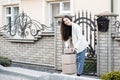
[96,14,118,75]
[54,16,64,70]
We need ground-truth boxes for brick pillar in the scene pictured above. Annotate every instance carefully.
[54,16,64,70]
[96,13,118,75]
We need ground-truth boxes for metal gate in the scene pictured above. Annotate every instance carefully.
[74,11,97,75]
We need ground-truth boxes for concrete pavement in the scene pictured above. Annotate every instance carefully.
[0,72,35,80]
[0,65,101,80]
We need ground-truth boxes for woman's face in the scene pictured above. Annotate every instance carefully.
[63,18,72,26]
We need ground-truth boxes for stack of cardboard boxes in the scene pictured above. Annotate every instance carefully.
[62,49,76,75]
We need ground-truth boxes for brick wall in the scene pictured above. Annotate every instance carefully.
[0,35,55,66]
[0,21,64,70]
[111,17,120,71]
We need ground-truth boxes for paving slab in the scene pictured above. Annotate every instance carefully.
[0,65,50,80]
[0,72,34,80]
[50,73,101,80]
[0,65,101,80]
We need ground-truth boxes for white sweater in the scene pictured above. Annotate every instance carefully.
[65,23,88,53]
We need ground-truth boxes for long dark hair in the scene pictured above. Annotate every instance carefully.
[60,15,72,41]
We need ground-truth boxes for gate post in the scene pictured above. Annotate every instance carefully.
[54,15,64,70]
[95,13,118,76]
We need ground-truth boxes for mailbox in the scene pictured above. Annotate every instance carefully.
[97,16,109,32]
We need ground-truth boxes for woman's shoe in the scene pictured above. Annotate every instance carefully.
[77,74,81,76]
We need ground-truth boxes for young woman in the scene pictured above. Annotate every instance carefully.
[60,15,88,76]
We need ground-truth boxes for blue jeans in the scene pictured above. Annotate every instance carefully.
[76,49,86,75]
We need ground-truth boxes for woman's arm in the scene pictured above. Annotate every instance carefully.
[64,39,70,48]
[65,41,69,48]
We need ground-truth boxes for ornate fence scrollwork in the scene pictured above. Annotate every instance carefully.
[112,20,120,40]
[1,12,51,42]
[114,20,120,33]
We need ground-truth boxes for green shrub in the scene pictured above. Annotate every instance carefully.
[100,71,120,80]
[0,56,12,67]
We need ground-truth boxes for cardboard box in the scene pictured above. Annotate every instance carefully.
[62,64,76,74]
[62,54,76,64]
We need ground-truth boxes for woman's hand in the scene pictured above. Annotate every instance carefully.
[64,48,75,54]
[71,48,75,53]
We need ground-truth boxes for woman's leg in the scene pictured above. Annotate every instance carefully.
[76,49,86,75]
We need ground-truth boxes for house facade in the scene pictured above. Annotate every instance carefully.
[0,0,120,76]
[0,0,113,27]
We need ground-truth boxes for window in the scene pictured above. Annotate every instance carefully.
[49,1,71,31]
[61,2,70,13]
[5,6,19,24]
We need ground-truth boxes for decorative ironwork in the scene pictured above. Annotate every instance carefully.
[74,11,97,58]
[114,20,120,32]
[74,11,97,75]
[4,12,50,38]
[111,20,120,40]
[83,58,96,75]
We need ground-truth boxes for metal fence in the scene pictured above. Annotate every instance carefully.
[0,12,50,38]
[74,11,97,75]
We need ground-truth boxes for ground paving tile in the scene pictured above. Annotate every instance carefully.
[0,64,101,80]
